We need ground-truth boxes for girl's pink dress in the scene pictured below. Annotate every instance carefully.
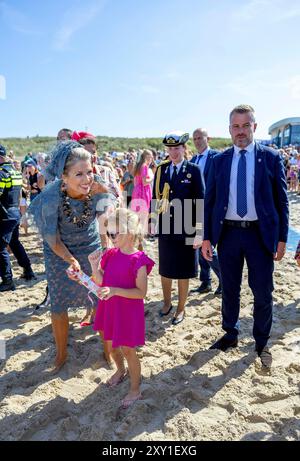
[93,248,155,348]
[130,164,152,213]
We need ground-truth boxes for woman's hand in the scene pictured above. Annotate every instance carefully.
[97,286,116,300]
[66,258,81,281]
[66,260,81,282]
[70,257,81,272]
[193,234,203,249]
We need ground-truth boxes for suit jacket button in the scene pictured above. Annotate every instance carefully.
[224,206,227,210]
[170,190,173,193]
[220,220,223,224]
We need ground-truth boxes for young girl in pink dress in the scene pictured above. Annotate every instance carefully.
[89,208,154,409]
[130,149,153,232]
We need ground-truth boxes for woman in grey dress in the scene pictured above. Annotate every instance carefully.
[29,141,114,372]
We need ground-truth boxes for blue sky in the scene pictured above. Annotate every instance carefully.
[0,0,300,139]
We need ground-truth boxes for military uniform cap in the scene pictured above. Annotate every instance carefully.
[162,131,189,146]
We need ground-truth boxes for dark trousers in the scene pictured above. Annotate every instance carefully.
[126,196,132,208]
[198,247,222,285]
[217,225,274,349]
[0,208,31,281]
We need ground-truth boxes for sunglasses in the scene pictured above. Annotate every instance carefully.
[107,231,119,240]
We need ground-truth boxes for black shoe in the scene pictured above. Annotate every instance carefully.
[36,293,51,310]
[209,335,238,351]
[256,346,272,368]
[0,279,16,292]
[191,282,212,294]
[159,304,173,317]
[214,285,222,296]
[21,268,37,281]
[171,312,185,326]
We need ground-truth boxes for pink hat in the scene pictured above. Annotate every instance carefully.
[71,131,96,142]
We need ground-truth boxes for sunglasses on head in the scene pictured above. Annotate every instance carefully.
[106,231,119,240]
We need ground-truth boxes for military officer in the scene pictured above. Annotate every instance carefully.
[151,131,205,325]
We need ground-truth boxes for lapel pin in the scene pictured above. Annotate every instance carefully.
[187,173,192,178]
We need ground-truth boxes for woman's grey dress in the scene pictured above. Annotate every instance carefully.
[29,179,112,314]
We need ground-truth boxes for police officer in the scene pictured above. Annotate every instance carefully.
[151,131,204,325]
[0,144,36,292]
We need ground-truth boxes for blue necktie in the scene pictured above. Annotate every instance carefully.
[236,149,247,218]
[172,165,178,182]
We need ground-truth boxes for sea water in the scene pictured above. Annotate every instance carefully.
[287,227,300,252]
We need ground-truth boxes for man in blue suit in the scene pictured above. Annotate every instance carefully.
[202,105,289,368]
[190,128,222,295]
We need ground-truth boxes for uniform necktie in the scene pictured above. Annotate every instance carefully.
[172,165,178,181]
[236,149,247,218]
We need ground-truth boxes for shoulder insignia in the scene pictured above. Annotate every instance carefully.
[157,159,171,168]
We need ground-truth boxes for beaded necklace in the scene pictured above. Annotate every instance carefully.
[62,188,92,228]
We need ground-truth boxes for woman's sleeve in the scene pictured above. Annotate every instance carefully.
[27,180,61,247]
[133,253,155,278]
[93,192,117,215]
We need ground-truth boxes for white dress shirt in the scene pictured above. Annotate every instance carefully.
[225,141,258,221]
[170,159,184,179]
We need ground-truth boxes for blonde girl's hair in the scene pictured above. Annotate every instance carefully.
[133,149,152,177]
[107,208,144,247]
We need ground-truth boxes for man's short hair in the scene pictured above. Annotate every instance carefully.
[230,104,255,123]
[57,128,73,139]
[193,128,209,138]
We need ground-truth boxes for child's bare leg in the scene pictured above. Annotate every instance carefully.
[99,330,112,364]
[107,346,127,386]
[121,346,141,398]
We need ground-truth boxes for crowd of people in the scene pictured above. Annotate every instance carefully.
[276,146,300,194]
[0,104,299,409]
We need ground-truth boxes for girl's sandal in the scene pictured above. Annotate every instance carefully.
[106,370,127,388]
[121,393,142,409]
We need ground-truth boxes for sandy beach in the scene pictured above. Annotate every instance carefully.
[0,192,299,441]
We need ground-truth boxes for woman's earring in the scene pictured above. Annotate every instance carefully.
[61,182,67,192]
